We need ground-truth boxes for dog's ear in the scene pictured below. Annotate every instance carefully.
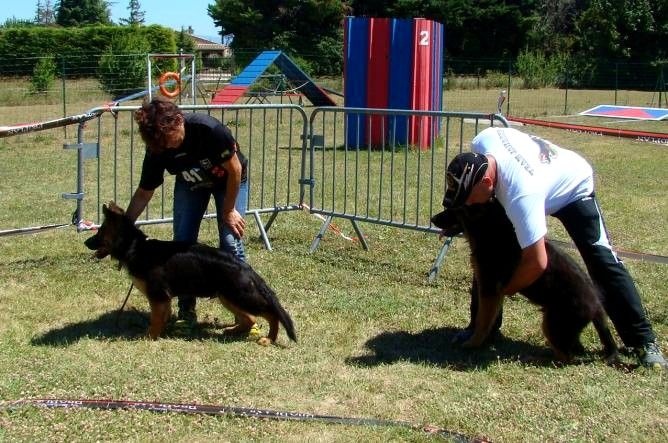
[105,201,125,215]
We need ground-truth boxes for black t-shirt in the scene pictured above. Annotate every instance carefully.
[138,113,248,191]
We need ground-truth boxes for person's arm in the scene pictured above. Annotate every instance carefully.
[500,237,548,295]
[220,152,246,238]
[125,187,154,222]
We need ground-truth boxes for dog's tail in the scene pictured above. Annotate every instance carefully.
[258,280,297,342]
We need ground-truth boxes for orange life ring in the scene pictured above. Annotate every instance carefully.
[158,71,181,98]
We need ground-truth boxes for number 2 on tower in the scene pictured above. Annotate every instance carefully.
[419,31,429,46]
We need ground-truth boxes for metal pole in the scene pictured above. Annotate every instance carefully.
[147,55,153,101]
[61,56,67,138]
[506,59,512,115]
[614,62,618,105]
[563,61,569,115]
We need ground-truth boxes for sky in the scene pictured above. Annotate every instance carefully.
[0,0,222,42]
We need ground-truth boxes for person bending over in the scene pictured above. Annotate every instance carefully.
[128,96,248,331]
[440,127,666,369]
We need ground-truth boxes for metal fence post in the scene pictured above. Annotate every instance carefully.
[563,61,569,115]
[614,62,619,105]
[506,59,512,115]
[62,118,100,230]
[659,64,665,108]
[61,56,67,138]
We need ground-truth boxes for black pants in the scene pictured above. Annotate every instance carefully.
[468,193,655,348]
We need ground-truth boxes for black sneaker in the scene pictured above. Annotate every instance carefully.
[636,342,667,370]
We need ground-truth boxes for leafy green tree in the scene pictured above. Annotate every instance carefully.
[30,54,57,93]
[575,0,665,60]
[119,0,145,26]
[98,32,150,96]
[526,0,581,55]
[208,0,346,75]
[348,0,538,59]
[56,0,111,27]
[176,27,196,53]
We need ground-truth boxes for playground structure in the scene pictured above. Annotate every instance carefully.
[210,51,336,106]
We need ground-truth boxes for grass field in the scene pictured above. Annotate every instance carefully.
[0,85,666,442]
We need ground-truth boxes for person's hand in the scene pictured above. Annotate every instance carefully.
[222,209,246,239]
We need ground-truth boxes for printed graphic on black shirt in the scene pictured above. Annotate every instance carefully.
[180,158,230,190]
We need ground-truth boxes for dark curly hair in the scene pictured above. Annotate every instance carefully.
[134,96,183,152]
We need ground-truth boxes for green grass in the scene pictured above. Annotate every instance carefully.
[0,86,667,442]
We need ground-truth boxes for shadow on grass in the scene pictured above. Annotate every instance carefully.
[346,326,612,370]
[30,308,250,347]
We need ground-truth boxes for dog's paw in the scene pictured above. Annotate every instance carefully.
[146,329,160,340]
[461,339,480,349]
[461,334,487,349]
[256,337,273,346]
[451,328,474,345]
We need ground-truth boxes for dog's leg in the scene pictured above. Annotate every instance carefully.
[591,310,619,364]
[147,300,171,339]
[256,313,280,346]
[462,293,504,348]
[541,318,572,362]
[219,299,257,336]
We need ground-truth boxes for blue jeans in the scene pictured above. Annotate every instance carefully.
[173,178,248,261]
[172,178,248,318]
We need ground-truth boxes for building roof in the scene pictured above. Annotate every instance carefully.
[191,35,227,51]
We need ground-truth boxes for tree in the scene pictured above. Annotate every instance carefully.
[30,55,57,93]
[348,0,538,59]
[119,0,145,26]
[55,0,111,27]
[575,0,665,61]
[176,27,196,53]
[98,32,150,96]
[208,0,347,75]
[36,0,57,25]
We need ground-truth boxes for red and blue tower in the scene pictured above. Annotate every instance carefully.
[344,17,444,149]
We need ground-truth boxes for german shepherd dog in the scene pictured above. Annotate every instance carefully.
[85,202,297,345]
[432,200,618,362]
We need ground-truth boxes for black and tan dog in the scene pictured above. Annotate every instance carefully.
[432,200,618,362]
[85,202,296,345]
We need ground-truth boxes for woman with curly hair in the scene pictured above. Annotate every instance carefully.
[127,96,249,331]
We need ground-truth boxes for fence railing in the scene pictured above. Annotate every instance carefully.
[305,107,508,280]
[69,104,309,251]
[1,103,508,280]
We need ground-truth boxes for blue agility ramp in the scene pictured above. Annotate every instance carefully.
[212,51,336,106]
[580,105,668,120]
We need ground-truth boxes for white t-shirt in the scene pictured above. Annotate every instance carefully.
[471,127,594,248]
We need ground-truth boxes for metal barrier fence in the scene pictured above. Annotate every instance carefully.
[306,107,509,280]
[1,103,507,278]
[65,104,309,251]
